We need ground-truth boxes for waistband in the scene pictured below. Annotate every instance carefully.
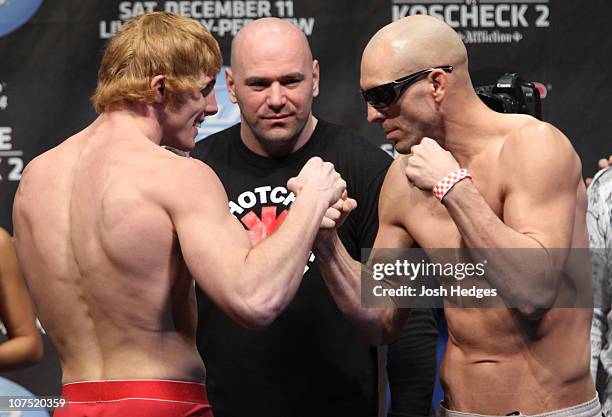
[438,395,601,417]
[61,379,209,404]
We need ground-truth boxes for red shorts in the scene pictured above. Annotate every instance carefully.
[54,379,213,417]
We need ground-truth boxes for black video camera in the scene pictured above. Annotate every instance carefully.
[475,73,542,120]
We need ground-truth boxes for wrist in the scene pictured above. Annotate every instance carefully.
[433,168,471,202]
[313,230,341,261]
[440,176,471,204]
[295,184,331,214]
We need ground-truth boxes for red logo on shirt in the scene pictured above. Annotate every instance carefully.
[241,206,289,245]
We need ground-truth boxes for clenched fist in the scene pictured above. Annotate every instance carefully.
[404,137,461,190]
[287,157,347,207]
[320,191,358,230]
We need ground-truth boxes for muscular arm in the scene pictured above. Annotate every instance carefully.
[0,228,43,371]
[440,123,583,316]
[313,164,412,345]
[167,157,341,330]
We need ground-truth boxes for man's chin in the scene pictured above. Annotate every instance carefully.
[256,127,299,145]
[393,140,413,155]
[178,143,195,153]
[161,136,195,154]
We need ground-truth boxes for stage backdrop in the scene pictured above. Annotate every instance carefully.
[1,0,611,413]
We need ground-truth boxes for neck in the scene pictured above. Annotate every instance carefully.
[241,114,318,158]
[97,104,164,146]
[436,92,502,167]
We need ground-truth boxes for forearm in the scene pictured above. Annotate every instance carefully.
[0,334,43,371]
[238,188,329,327]
[442,180,559,312]
[313,231,407,344]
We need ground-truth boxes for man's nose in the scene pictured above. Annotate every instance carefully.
[366,103,385,124]
[267,82,286,110]
[205,90,218,116]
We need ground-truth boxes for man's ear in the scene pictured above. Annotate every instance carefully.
[428,69,448,104]
[312,59,320,98]
[151,74,166,103]
[225,68,238,104]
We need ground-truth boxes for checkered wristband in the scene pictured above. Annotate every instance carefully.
[432,169,471,201]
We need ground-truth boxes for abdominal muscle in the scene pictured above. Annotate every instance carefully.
[440,307,594,415]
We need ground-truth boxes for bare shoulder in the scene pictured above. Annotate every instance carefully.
[14,149,60,216]
[380,158,409,207]
[19,136,80,186]
[151,153,228,213]
[500,116,580,166]
[383,157,408,187]
[20,148,56,180]
[379,157,422,220]
[381,156,428,201]
[157,154,223,192]
[500,116,581,183]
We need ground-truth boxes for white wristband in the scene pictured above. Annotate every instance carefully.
[432,169,471,201]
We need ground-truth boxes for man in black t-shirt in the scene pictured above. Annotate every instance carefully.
[191,18,438,417]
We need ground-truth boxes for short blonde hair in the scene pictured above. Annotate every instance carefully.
[92,12,222,113]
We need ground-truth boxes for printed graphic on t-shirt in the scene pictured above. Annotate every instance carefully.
[241,206,288,245]
[229,185,316,274]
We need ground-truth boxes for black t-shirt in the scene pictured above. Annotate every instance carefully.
[191,120,438,417]
[191,120,388,417]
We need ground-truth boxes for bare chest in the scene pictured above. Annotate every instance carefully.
[402,163,505,249]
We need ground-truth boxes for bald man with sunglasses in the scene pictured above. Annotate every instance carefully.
[313,15,600,417]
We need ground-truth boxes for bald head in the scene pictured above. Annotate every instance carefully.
[231,18,313,72]
[362,15,468,81]
[224,17,320,157]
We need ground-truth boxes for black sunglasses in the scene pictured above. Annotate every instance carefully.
[361,65,453,109]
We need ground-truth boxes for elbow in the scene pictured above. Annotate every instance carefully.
[377,322,404,345]
[503,266,558,320]
[24,334,44,365]
[2,335,44,370]
[31,337,44,363]
[515,306,551,320]
[380,308,412,344]
[516,288,556,320]
[240,312,276,330]
[362,310,410,346]
[364,325,403,346]
[514,288,554,320]
[234,298,281,330]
